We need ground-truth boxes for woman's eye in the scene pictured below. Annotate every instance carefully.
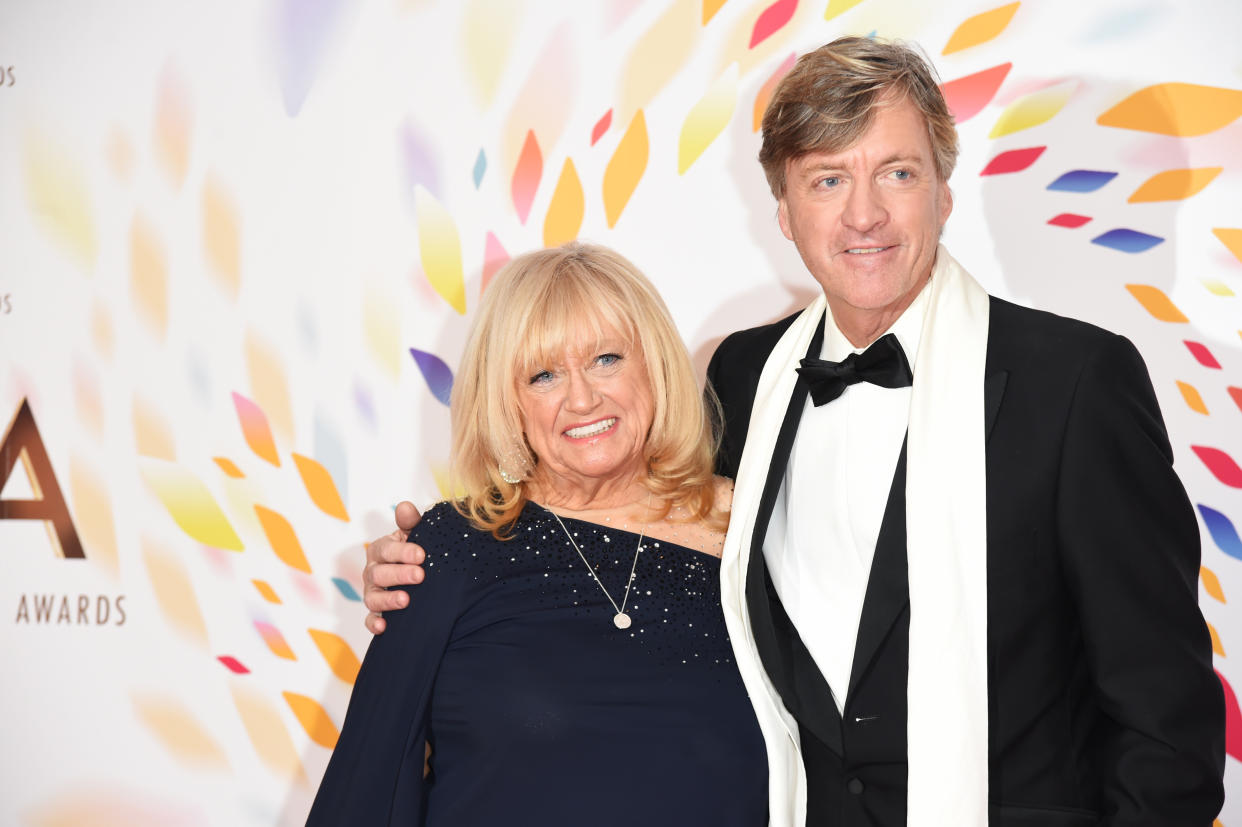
[529,370,554,385]
[595,353,622,367]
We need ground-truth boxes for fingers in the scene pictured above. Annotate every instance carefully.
[363,582,411,614]
[395,501,422,533]
[365,612,387,635]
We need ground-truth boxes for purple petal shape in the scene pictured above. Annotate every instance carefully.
[401,120,441,201]
[1047,170,1118,192]
[353,380,376,428]
[276,0,348,117]
[1091,228,1164,253]
[409,348,453,406]
[1199,505,1242,561]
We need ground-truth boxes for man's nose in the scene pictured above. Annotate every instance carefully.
[841,180,888,233]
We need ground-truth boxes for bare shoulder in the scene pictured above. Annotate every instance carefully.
[712,475,734,515]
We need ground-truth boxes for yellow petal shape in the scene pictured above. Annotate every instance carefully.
[1213,228,1242,264]
[142,538,209,646]
[1124,284,1188,323]
[603,110,649,228]
[1201,565,1226,603]
[284,691,340,748]
[364,284,401,379]
[679,63,739,174]
[415,186,466,314]
[133,395,175,461]
[292,453,349,521]
[824,0,866,20]
[130,213,168,338]
[1208,622,1225,657]
[1098,83,1242,136]
[1127,167,1222,203]
[1202,279,1234,297]
[252,579,282,604]
[140,460,243,550]
[989,80,1075,138]
[203,174,241,299]
[254,505,311,573]
[1176,381,1209,415]
[619,0,698,124]
[543,158,584,248]
[230,684,306,782]
[154,65,192,188]
[23,130,97,269]
[309,628,362,684]
[462,0,520,106]
[213,457,244,478]
[245,333,295,442]
[703,0,728,24]
[943,2,1020,55]
[70,456,118,573]
[132,692,228,768]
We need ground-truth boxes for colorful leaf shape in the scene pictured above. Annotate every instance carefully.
[140,460,244,550]
[131,693,228,768]
[1047,170,1117,192]
[1199,506,1242,560]
[213,457,244,478]
[591,110,613,145]
[543,158,585,247]
[1213,228,1242,264]
[1091,229,1163,254]
[1201,566,1226,603]
[154,64,191,187]
[679,64,738,174]
[255,620,297,660]
[703,0,728,24]
[1048,213,1091,228]
[133,395,175,461]
[750,0,797,49]
[512,129,543,224]
[481,231,510,294]
[254,505,312,572]
[824,0,866,21]
[400,119,441,200]
[754,53,796,131]
[989,80,1075,138]
[202,173,241,299]
[1185,341,1222,369]
[980,146,1045,175]
[332,577,362,601]
[603,110,649,228]
[1176,381,1209,415]
[415,186,466,314]
[1098,83,1242,136]
[232,391,280,467]
[252,579,282,604]
[275,0,346,116]
[292,453,349,521]
[142,539,210,645]
[1192,446,1242,488]
[245,332,296,441]
[230,684,306,781]
[1209,623,1225,657]
[1124,284,1187,323]
[409,348,454,406]
[309,628,362,684]
[1202,279,1234,297]
[218,655,250,674]
[363,284,401,379]
[1217,670,1242,762]
[943,2,1021,55]
[1230,387,1242,414]
[69,457,118,572]
[130,213,169,338]
[23,130,97,268]
[940,63,1012,124]
[1127,167,1222,203]
[472,148,486,188]
[283,691,339,749]
[462,0,520,105]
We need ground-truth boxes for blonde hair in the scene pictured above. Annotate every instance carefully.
[759,36,959,199]
[449,242,723,538]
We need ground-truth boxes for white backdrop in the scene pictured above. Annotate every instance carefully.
[2,1,1241,824]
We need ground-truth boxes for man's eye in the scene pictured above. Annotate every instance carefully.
[818,176,840,188]
[891,169,911,180]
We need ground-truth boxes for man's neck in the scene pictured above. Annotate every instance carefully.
[829,276,931,348]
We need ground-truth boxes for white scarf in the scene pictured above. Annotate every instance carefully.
[722,246,990,824]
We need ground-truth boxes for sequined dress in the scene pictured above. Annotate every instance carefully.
[308,502,768,826]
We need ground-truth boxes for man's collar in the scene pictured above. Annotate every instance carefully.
[820,280,931,370]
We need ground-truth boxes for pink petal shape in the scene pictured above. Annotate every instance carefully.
[980,146,1046,175]
[1219,670,1242,762]
[591,109,613,146]
[940,63,1012,124]
[218,655,250,674]
[749,0,798,49]
[481,232,510,294]
[1184,340,1222,369]
[1048,213,1091,228]
[1192,446,1242,488]
[511,130,543,224]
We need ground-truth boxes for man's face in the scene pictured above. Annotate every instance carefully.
[777,94,953,336]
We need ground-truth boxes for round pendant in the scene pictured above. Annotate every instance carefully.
[613,612,631,629]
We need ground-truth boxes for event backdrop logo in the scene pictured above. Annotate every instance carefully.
[0,398,85,559]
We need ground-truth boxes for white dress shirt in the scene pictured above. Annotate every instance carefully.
[763,284,929,714]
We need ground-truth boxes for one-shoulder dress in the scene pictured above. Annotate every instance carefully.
[307,502,767,826]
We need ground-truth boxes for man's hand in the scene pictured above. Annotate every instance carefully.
[363,501,426,634]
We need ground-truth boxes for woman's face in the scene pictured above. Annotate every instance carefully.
[515,325,654,496]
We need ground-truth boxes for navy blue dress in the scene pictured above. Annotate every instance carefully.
[308,502,767,826]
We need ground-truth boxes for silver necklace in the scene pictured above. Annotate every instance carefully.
[546,498,650,630]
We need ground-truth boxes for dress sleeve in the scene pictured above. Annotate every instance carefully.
[306,512,467,825]
[1055,334,1225,824]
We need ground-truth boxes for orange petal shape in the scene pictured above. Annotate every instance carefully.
[130,213,169,339]
[252,579,282,604]
[154,65,192,188]
[91,301,114,360]
[142,539,209,646]
[254,505,311,573]
[1098,83,1242,137]
[283,691,340,749]
[1176,381,1209,415]
[213,457,244,478]
[70,456,119,573]
[230,684,306,781]
[941,63,1012,124]
[1213,228,1242,264]
[107,127,135,182]
[1208,622,1225,657]
[132,693,228,768]
[1124,284,1188,323]
[943,2,1020,55]
[292,453,349,521]
[755,53,796,132]
[703,0,728,24]
[989,80,1075,138]
[140,460,244,550]
[603,110,649,228]
[543,158,584,248]
[415,186,467,314]
[133,395,175,461]
[23,788,198,827]
[679,63,738,174]
[511,130,543,225]
[619,0,698,126]
[245,333,295,441]
[309,628,362,684]
[255,620,297,660]
[1202,565,1226,603]
[23,130,97,269]
[231,391,280,467]
[74,362,104,440]
[824,0,866,21]
[1128,167,1222,203]
[202,174,241,299]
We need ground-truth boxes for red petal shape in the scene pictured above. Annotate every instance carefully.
[1218,670,1242,762]
[940,63,1012,123]
[1228,386,1242,413]
[591,109,613,146]
[1048,213,1091,228]
[218,655,250,674]
[1192,446,1242,488]
[749,0,797,49]
[1184,340,1222,369]
[981,146,1046,175]
[511,130,543,225]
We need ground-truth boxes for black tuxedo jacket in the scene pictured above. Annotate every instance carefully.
[706,296,1224,826]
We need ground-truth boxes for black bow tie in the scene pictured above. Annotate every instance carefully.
[796,332,913,406]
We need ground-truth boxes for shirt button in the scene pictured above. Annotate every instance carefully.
[847,778,864,795]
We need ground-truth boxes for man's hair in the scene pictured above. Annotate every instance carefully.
[758,36,959,199]
[449,241,723,538]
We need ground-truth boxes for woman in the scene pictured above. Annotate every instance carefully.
[307,243,767,825]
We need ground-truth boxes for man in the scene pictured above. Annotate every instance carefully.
[364,37,1224,825]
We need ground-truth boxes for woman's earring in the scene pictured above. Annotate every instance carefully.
[497,441,529,484]
[498,465,522,484]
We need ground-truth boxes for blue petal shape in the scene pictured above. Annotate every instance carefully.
[409,348,453,406]
[473,149,487,189]
[1091,228,1164,253]
[1047,170,1118,192]
[1199,505,1242,561]
[332,577,362,601]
